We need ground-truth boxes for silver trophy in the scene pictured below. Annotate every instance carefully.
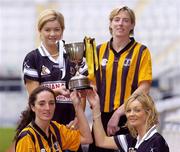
[64,42,90,91]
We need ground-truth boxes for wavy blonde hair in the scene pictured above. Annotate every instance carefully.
[124,93,159,137]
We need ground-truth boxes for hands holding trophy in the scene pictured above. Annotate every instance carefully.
[64,37,98,91]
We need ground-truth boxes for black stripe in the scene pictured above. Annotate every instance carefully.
[15,130,35,150]
[50,121,62,150]
[120,43,137,106]
[31,121,48,140]
[131,45,146,93]
[109,55,119,111]
[100,43,109,111]
[51,132,59,152]
[29,122,46,151]
[109,40,135,111]
[34,131,45,151]
[95,45,101,97]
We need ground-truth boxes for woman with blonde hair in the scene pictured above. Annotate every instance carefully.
[87,89,169,152]
[88,5,152,152]
[22,9,87,152]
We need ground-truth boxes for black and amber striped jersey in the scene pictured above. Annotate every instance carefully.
[16,121,80,152]
[95,37,152,112]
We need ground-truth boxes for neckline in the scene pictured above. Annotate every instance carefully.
[135,125,157,148]
[109,37,135,56]
[31,120,51,140]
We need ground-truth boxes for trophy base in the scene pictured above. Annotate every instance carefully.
[69,76,91,91]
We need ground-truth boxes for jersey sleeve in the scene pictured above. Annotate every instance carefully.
[114,134,137,152]
[138,48,152,84]
[54,122,81,151]
[22,50,40,84]
[151,134,170,152]
[114,135,127,152]
[16,134,35,152]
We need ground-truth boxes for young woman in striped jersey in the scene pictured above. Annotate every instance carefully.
[15,86,92,152]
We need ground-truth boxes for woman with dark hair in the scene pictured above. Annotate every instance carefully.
[86,89,169,152]
[21,9,88,152]
[14,86,92,152]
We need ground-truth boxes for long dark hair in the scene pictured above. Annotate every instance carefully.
[14,86,56,140]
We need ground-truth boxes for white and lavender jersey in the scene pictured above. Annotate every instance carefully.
[22,48,88,124]
[114,126,169,152]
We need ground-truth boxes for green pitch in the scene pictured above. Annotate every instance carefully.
[0,127,15,152]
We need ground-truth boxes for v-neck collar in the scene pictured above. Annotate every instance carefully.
[109,37,135,57]
[135,125,157,149]
[38,42,59,63]
[31,120,51,141]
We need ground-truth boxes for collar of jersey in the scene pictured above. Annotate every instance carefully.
[109,37,135,57]
[38,42,59,63]
[135,125,157,148]
[31,120,51,141]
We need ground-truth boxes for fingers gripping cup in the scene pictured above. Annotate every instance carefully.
[64,42,90,91]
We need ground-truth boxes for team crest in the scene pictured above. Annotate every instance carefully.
[128,147,136,152]
[41,65,50,75]
[70,66,76,75]
[40,148,46,152]
[124,58,131,66]
[101,58,108,66]
[53,141,60,151]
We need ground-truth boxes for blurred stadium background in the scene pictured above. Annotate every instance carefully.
[0,0,180,152]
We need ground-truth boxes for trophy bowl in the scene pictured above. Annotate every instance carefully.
[64,42,84,62]
[64,42,91,91]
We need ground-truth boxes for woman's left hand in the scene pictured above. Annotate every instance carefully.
[70,90,82,106]
[66,117,78,130]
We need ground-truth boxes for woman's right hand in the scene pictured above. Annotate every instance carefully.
[86,89,100,110]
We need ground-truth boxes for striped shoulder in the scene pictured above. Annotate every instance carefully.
[15,128,35,148]
[136,42,147,50]
[50,121,62,149]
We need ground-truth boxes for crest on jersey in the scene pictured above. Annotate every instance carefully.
[41,65,50,75]
[40,148,46,152]
[70,66,76,76]
[124,58,131,66]
[101,58,108,66]
[53,141,60,151]
[128,147,136,152]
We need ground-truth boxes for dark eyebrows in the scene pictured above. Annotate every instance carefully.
[37,99,55,103]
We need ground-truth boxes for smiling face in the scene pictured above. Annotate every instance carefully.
[126,99,147,130]
[31,90,56,123]
[40,19,62,48]
[110,10,135,38]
